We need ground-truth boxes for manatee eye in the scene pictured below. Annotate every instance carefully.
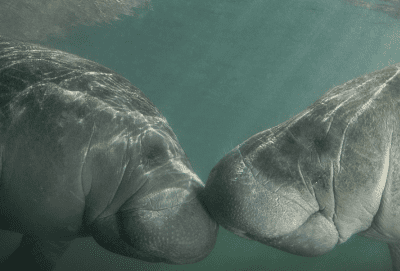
[141,130,171,168]
[145,142,166,161]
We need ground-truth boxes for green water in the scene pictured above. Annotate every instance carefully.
[4,0,398,270]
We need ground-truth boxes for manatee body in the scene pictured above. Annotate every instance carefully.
[0,37,218,270]
[202,63,400,269]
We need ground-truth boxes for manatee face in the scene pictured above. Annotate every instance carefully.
[0,37,218,270]
[202,63,400,268]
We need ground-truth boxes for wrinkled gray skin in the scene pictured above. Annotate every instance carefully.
[202,63,400,270]
[0,36,218,271]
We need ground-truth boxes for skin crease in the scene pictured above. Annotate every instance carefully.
[1,0,400,270]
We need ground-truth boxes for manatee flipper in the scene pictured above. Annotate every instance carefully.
[1,235,70,271]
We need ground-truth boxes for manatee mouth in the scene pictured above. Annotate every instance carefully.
[224,225,252,240]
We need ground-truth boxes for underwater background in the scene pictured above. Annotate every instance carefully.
[1,0,399,270]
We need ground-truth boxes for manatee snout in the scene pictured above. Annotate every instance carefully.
[202,143,339,257]
[116,196,219,265]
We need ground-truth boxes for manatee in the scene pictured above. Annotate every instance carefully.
[0,36,218,270]
[201,63,400,270]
